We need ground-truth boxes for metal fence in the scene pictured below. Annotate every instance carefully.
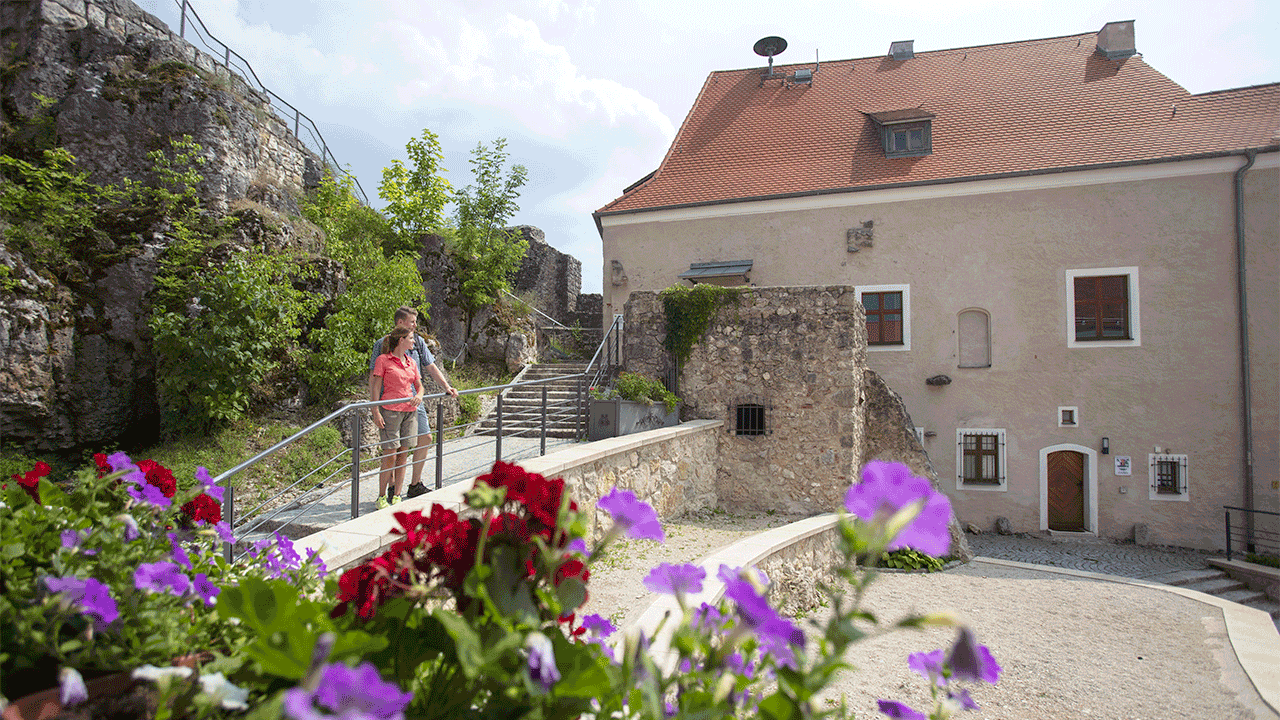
[215,315,623,561]
[1224,505,1280,562]
[172,0,369,204]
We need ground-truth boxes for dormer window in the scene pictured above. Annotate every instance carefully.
[868,109,935,158]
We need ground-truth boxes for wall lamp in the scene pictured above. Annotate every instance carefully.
[1101,437,1110,455]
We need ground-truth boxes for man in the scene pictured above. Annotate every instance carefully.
[370,306,459,500]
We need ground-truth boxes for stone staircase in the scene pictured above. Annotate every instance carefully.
[1151,567,1280,632]
[474,362,589,439]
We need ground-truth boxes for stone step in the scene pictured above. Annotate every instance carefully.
[1244,598,1279,619]
[1151,568,1228,587]
[1219,588,1269,605]
[1183,577,1247,595]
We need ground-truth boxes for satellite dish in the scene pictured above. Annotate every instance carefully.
[753,36,788,58]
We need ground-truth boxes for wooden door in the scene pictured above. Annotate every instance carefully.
[1047,450,1085,531]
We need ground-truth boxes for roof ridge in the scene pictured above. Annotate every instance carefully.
[711,30,1101,76]
[1188,82,1280,98]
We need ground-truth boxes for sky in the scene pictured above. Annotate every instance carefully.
[135,0,1279,294]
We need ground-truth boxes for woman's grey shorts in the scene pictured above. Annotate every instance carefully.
[379,409,418,450]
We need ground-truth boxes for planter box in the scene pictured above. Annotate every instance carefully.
[588,399,679,441]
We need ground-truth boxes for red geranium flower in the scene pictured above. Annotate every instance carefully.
[92,453,112,478]
[137,459,177,498]
[10,461,51,503]
[181,493,222,525]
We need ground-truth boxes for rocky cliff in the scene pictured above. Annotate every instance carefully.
[1,0,328,450]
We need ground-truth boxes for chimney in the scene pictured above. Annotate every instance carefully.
[888,40,914,60]
[1096,20,1136,60]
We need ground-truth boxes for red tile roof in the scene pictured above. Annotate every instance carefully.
[597,30,1280,216]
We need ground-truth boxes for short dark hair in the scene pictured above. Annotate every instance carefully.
[393,306,418,324]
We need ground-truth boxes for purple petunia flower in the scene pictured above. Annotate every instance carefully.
[949,688,981,711]
[61,530,80,549]
[195,466,225,503]
[134,562,190,597]
[59,668,88,706]
[168,533,192,569]
[581,613,616,638]
[116,514,141,542]
[643,562,706,596]
[305,548,329,579]
[845,461,952,557]
[192,573,220,607]
[44,576,119,626]
[719,565,804,665]
[946,628,1001,685]
[213,520,236,545]
[566,537,588,555]
[693,602,724,631]
[283,661,412,720]
[525,632,561,691]
[907,648,947,687]
[877,699,927,720]
[127,478,172,508]
[597,487,665,542]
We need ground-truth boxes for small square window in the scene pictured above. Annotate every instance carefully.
[1058,407,1078,427]
[1148,454,1189,501]
[735,403,767,436]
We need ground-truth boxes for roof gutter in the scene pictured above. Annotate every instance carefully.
[1233,149,1257,549]
[593,146,1280,221]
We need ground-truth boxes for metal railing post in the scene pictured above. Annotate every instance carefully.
[577,377,584,440]
[350,409,362,518]
[223,46,231,70]
[495,394,504,462]
[541,385,548,456]
[435,404,444,489]
[1225,509,1232,561]
[294,109,300,138]
[222,485,233,563]
[179,0,187,38]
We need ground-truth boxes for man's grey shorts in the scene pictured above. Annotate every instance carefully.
[379,409,418,450]
[416,406,431,437]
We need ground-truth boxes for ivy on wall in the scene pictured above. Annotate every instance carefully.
[660,284,742,364]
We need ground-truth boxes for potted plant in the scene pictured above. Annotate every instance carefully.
[588,372,681,440]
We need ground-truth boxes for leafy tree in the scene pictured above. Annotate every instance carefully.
[378,129,451,255]
[449,138,529,358]
[0,147,117,268]
[301,173,429,398]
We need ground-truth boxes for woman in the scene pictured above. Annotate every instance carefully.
[369,326,424,508]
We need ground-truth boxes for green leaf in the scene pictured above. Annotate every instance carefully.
[555,577,586,612]
[758,691,799,720]
[432,609,483,678]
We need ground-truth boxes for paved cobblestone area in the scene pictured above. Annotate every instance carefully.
[966,533,1216,579]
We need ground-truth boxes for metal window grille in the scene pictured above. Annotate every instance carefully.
[958,431,1003,484]
[1151,455,1187,494]
[734,403,767,436]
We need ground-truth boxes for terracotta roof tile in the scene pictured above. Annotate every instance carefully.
[597,31,1280,215]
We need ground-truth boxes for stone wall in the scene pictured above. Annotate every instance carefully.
[511,226,582,325]
[3,0,325,215]
[625,286,868,515]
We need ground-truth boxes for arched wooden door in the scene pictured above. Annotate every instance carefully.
[1047,450,1085,531]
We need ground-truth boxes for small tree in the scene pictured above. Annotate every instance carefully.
[450,138,529,359]
[378,129,451,255]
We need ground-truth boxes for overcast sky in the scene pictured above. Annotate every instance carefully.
[136,0,1278,294]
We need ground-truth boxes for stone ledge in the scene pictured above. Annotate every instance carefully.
[1207,557,1280,602]
[520,419,724,476]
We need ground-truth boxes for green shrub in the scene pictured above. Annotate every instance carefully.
[613,372,680,414]
[457,394,482,426]
[1245,552,1280,569]
[879,547,946,572]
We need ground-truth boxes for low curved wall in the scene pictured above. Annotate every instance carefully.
[294,419,724,571]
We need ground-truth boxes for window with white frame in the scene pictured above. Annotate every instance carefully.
[956,428,1007,491]
[1066,267,1141,348]
[856,284,911,351]
[1148,453,1189,501]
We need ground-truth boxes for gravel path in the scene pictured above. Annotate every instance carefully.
[589,516,1278,720]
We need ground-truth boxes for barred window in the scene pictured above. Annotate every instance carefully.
[956,428,1007,490]
[735,404,767,436]
[1149,454,1188,500]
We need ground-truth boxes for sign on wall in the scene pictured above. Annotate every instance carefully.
[1114,456,1132,476]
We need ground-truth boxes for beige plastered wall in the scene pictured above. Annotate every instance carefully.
[600,156,1279,550]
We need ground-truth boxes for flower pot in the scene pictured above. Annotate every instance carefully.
[1,655,207,720]
[588,399,679,441]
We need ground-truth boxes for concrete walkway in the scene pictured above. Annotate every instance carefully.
[966,532,1215,579]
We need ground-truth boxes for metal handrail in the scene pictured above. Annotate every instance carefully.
[1223,505,1280,562]
[502,288,568,329]
[216,319,626,561]
[172,0,369,204]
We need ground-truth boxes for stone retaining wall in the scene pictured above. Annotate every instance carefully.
[298,419,724,571]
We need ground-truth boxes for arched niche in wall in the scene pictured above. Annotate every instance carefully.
[957,308,991,368]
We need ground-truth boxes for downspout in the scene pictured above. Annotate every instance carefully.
[1233,150,1257,551]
